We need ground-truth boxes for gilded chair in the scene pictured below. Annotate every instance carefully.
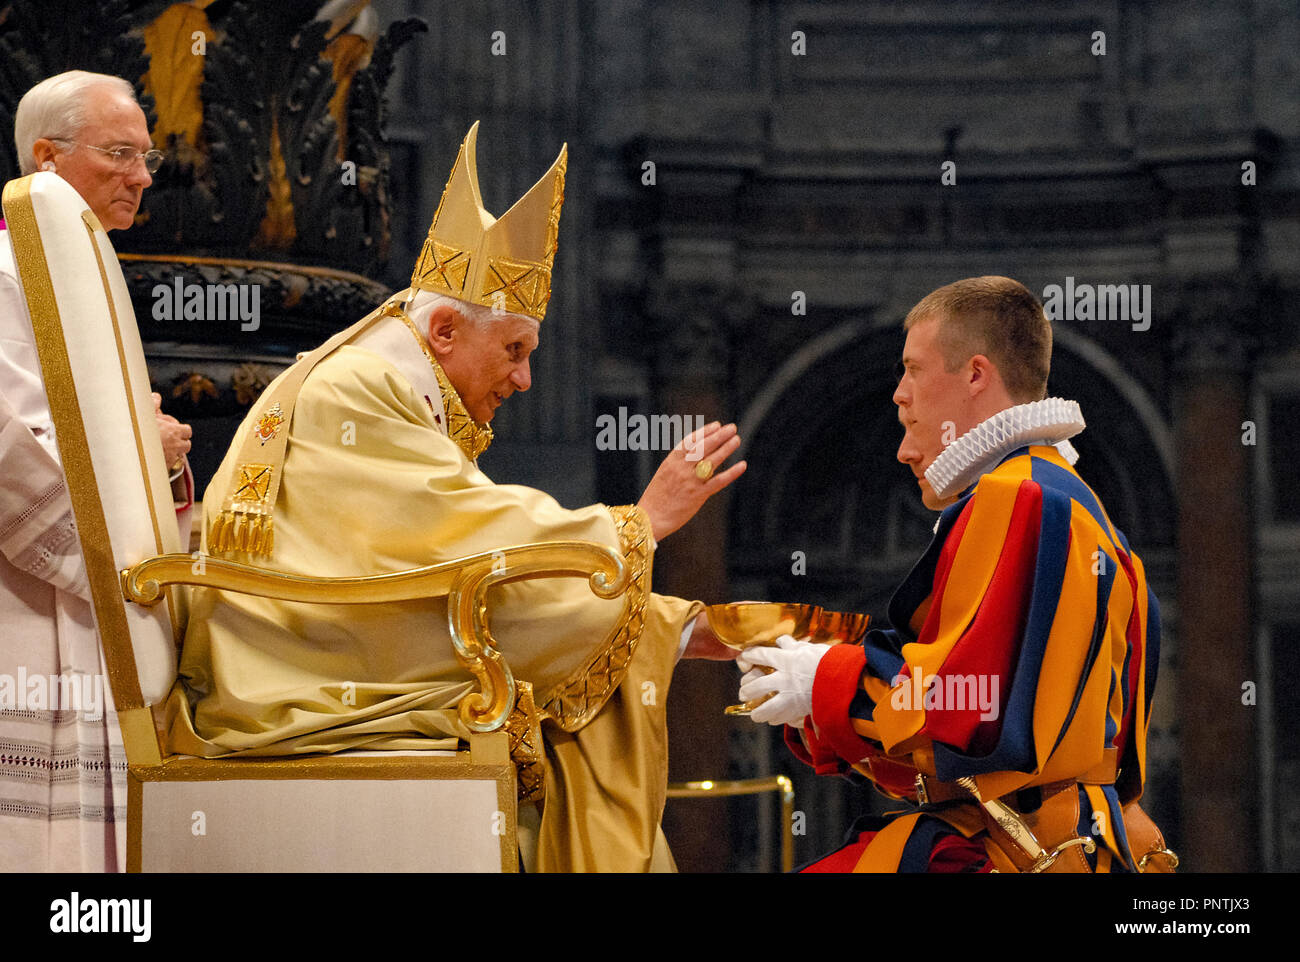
[3,172,627,872]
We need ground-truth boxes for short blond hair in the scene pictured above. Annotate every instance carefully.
[904,276,1051,402]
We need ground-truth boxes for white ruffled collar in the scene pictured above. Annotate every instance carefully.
[923,397,1085,501]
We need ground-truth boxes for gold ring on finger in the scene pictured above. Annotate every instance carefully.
[695,459,715,481]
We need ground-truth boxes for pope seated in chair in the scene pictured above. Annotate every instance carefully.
[164,123,743,872]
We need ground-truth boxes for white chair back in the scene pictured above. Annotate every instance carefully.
[3,172,181,714]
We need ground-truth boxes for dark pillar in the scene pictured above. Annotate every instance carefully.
[1167,281,1259,871]
[645,283,743,872]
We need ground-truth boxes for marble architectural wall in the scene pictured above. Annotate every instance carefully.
[373,0,1298,871]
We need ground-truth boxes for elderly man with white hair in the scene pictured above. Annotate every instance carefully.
[0,70,192,871]
[166,123,745,872]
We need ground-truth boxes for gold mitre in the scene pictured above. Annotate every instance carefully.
[410,121,567,322]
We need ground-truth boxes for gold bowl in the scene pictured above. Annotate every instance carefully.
[705,602,870,650]
[806,609,871,645]
[706,602,870,715]
[705,602,823,650]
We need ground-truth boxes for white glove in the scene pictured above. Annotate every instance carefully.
[736,634,831,726]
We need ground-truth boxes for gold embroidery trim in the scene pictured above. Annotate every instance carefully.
[544,152,565,267]
[431,357,493,462]
[388,304,493,462]
[210,462,276,554]
[537,504,651,732]
[233,463,274,502]
[480,255,550,319]
[409,141,460,294]
[413,239,471,297]
[505,680,546,803]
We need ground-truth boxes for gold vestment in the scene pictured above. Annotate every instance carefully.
[164,313,700,871]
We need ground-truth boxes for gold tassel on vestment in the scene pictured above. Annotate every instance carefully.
[209,505,275,558]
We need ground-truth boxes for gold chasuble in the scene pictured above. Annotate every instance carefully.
[163,306,700,870]
[166,122,703,870]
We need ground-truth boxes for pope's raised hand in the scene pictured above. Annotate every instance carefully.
[636,421,746,542]
[737,634,830,726]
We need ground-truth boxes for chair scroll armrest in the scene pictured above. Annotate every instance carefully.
[121,541,630,733]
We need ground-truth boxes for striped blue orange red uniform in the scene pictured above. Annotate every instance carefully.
[787,444,1161,872]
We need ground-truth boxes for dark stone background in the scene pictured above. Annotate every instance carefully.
[367,0,1298,871]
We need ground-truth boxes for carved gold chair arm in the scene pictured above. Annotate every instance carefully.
[121,541,630,734]
[666,776,796,872]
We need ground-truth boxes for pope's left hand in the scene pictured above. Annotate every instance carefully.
[737,634,831,726]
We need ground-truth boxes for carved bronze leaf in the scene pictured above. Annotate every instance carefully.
[173,372,219,405]
[232,362,274,406]
[141,2,211,148]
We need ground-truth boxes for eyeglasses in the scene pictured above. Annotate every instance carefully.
[51,140,164,173]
